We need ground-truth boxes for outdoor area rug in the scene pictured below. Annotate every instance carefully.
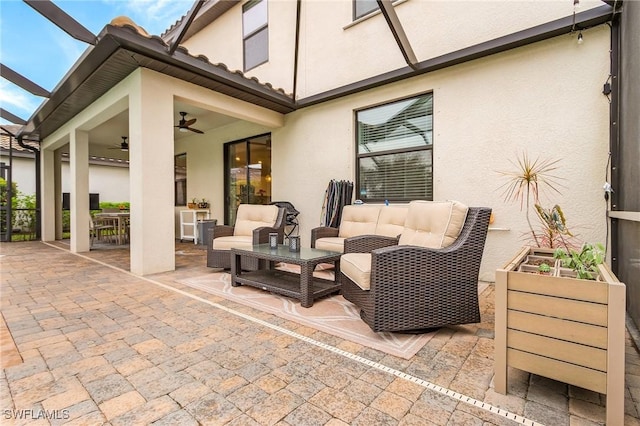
[178,264,436,359]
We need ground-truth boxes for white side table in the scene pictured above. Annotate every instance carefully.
[180,209,210,244]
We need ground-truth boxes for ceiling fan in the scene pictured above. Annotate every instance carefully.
[108,136,129,152]
[175,111,203,134]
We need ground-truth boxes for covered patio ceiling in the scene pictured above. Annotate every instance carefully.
[57,100,240,162]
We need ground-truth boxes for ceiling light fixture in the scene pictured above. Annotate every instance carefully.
[577,31,584,44]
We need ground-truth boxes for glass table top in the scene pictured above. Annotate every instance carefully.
[233,244,341,261]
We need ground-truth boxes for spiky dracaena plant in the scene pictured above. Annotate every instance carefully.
[498,153,564,247]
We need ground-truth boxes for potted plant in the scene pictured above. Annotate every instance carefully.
[188,198,197,209]
[494,153,625,425]
[553,242,605,279]
[197,198,209,209]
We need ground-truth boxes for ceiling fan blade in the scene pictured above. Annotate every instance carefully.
[184,118,196,126]
[188,127,204,134]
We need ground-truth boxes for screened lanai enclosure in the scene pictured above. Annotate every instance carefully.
[1,0,639,330]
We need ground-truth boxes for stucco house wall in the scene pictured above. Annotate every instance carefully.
[181,0,606,98]
[0,155,35,195]
[185,0,297,94]
[1,152,129,203]
[33,0,614,278]
[164,1,613,280]
[60,163,130,204]
[269,26,610,281]
[170,22,610,281]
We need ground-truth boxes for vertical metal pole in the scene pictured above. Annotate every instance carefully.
[609,16,620,274]
[34,148,41,239]
[0,161,6,242]
[7,135,14,242]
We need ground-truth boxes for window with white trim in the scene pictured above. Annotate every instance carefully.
[356,93,433,202]
[243,0,268,71]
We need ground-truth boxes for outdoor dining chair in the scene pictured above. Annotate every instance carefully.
[89,216,116,246]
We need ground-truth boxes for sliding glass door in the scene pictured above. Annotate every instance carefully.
[224,134,272,225]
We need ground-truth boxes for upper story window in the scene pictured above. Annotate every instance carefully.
[354,0,379,20]
[356,93,434,202]
[243,0,268,71]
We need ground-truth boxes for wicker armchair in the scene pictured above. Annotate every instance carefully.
[341,205,491,333]
[207,204,286,270]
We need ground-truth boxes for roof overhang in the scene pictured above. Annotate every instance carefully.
[18,23,295,141]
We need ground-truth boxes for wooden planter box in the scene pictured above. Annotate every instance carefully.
[495,247,626,425]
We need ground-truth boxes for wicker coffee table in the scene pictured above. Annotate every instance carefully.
[230,244,342,307]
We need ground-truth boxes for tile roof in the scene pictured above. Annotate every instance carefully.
[19,21,295,141]
[110,16,291,97]
[160,0,240,45]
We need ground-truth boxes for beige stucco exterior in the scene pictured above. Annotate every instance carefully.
[1,155,129,202]
[181,0,605,98]
[174,15,610,281]
[39,66,283,274]
[36,0,613,279]
[269,26,610,281]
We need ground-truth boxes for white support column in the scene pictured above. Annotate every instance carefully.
[41,147,56,241]
[129,69,175,275]
[54,149,62,240]
[69,130,90,252]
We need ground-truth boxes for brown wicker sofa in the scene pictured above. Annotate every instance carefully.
[207,204,285,270]
[311,204,408,253]
[340,201,491,333]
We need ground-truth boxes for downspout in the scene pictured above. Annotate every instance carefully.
[17,136,41,240]
[292,0,302,100]
[608,13,621,274]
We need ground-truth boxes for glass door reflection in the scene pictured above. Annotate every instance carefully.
[225,134,272,225]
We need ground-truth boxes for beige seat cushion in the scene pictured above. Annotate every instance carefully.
[314,237,345,253]
[341,253,373,290]
[212,236,254,250]
[233,204,280,237]
[398,200,468,248]
[375,205,408,237]
[338,205,380,238]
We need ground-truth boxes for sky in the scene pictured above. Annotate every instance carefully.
[0,0,195,126]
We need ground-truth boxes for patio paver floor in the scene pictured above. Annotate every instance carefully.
[1,241,639,425]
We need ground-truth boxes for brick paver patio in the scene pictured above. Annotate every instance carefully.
[1,241,639,425]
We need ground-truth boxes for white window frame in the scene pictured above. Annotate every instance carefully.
[355,93,434,202]
[243,0,268,71]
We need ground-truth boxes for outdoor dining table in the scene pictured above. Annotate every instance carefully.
[95,212,130,245]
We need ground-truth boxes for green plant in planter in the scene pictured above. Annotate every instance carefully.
[553,243,605,280]
[537,263,552,274]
